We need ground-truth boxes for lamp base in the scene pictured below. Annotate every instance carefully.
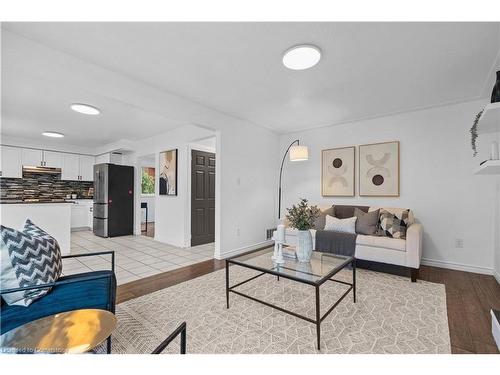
[271,242,286,264]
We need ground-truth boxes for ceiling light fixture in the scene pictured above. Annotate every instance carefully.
[282,44,321,70]
[42,131,65,138]
[70,103,100,115]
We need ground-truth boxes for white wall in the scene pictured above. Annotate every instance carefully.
[124,117,278,258]
[216,124,278,257]
[280,99,498,274]
[126,125,215,247]
[495,175,500,283]
[190,137,216,151]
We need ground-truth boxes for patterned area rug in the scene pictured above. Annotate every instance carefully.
[103,266,451,354]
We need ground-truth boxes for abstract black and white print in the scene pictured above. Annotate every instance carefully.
[359,141,399,196]
[321,146,355,196]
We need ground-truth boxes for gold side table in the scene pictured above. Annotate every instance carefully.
[0,309,116,354]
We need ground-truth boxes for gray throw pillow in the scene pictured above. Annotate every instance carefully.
[313,206,335,230]
[334,205,370,219]
[354,208,379,235]
[0,219,62,306]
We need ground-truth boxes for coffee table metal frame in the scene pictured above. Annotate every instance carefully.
[225,250,356,350]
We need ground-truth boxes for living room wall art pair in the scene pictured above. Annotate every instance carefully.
[321,141,399,197]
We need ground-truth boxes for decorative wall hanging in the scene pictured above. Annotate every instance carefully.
[359,141,399,197]
[321,146,355,196]
[159,149,178,196]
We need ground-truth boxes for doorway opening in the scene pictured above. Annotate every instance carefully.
[190,137,216,247]
[138,154,155,238]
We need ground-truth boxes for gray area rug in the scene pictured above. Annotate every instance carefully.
[102,266,451,354]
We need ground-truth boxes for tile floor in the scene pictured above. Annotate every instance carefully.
[64,230,215,285]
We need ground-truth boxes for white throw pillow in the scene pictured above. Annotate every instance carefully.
[324,215,357,234]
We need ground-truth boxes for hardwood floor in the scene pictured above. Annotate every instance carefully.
[117,258,225,304]
[419,265,500,354]
[117,261,500,354]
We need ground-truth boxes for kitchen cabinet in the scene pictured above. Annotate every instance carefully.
[70,200,94,229]
[0,145,22,178]
[61,153,80,180]
[21,148,64,168]
[88,202,94,229]
[22,148,43,167]
[1,145,95,181]
[62,154,95,181]
[43,151,64,168]
[70,203,89,229]
[79,155,95,181]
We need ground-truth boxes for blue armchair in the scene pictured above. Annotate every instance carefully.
[1,251,117,353]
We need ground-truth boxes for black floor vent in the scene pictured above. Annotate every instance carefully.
[266,228,277,240]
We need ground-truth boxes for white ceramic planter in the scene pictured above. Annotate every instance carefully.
[296,230,313,262]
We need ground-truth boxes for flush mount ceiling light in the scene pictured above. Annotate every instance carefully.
[42,131,64,138]
[282,44,321,70]
[70,103,100,115]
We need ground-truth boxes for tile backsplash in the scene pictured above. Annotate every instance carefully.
[0,172,93,201]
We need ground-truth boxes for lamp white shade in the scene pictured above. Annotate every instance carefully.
[289,145,309,161]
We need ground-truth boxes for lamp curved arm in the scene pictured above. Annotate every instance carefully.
[278,140,300,219]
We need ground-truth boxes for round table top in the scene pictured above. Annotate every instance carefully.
[0,309,117,354]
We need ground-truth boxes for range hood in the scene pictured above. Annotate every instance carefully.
[22,166,62,175]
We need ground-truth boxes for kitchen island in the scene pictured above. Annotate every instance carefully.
[0,202,72,254]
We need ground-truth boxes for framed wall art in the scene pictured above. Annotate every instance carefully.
[159,149,178,196]
[359,141,399,197]
[321,146,355,196]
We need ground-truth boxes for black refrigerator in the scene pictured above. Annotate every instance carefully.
[93,163,134,237]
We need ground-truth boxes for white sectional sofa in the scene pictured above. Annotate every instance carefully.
[278,204,423,281]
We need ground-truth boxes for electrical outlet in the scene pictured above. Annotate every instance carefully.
[455,238,464,248]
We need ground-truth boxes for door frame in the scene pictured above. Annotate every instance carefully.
[186,142,216,248]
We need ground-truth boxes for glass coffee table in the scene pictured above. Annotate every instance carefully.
[226,247,355,350]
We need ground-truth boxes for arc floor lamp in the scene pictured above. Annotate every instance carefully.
[278,139,309,219]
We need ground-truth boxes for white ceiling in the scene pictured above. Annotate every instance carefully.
[2,22,499,148]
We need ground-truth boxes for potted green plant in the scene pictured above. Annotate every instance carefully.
[285,198,320,262]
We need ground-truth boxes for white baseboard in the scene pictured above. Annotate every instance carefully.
[216,240,273,260]
[421,257,494,275]
[494,270,500,285]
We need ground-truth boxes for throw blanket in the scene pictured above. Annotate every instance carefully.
[315,230,357,256]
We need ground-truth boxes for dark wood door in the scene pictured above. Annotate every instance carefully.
[191,149,215,246]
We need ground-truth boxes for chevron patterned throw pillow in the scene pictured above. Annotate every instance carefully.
[0,219,62,306]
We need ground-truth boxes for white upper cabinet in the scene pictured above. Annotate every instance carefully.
[79,155,95,181]
[22,149,64,168]
[1,146,95,181]
[0,145,22,178]
[61,154,95,181]
[61,153,80,181]
[22,148,43,167]
[43,150,64,168]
